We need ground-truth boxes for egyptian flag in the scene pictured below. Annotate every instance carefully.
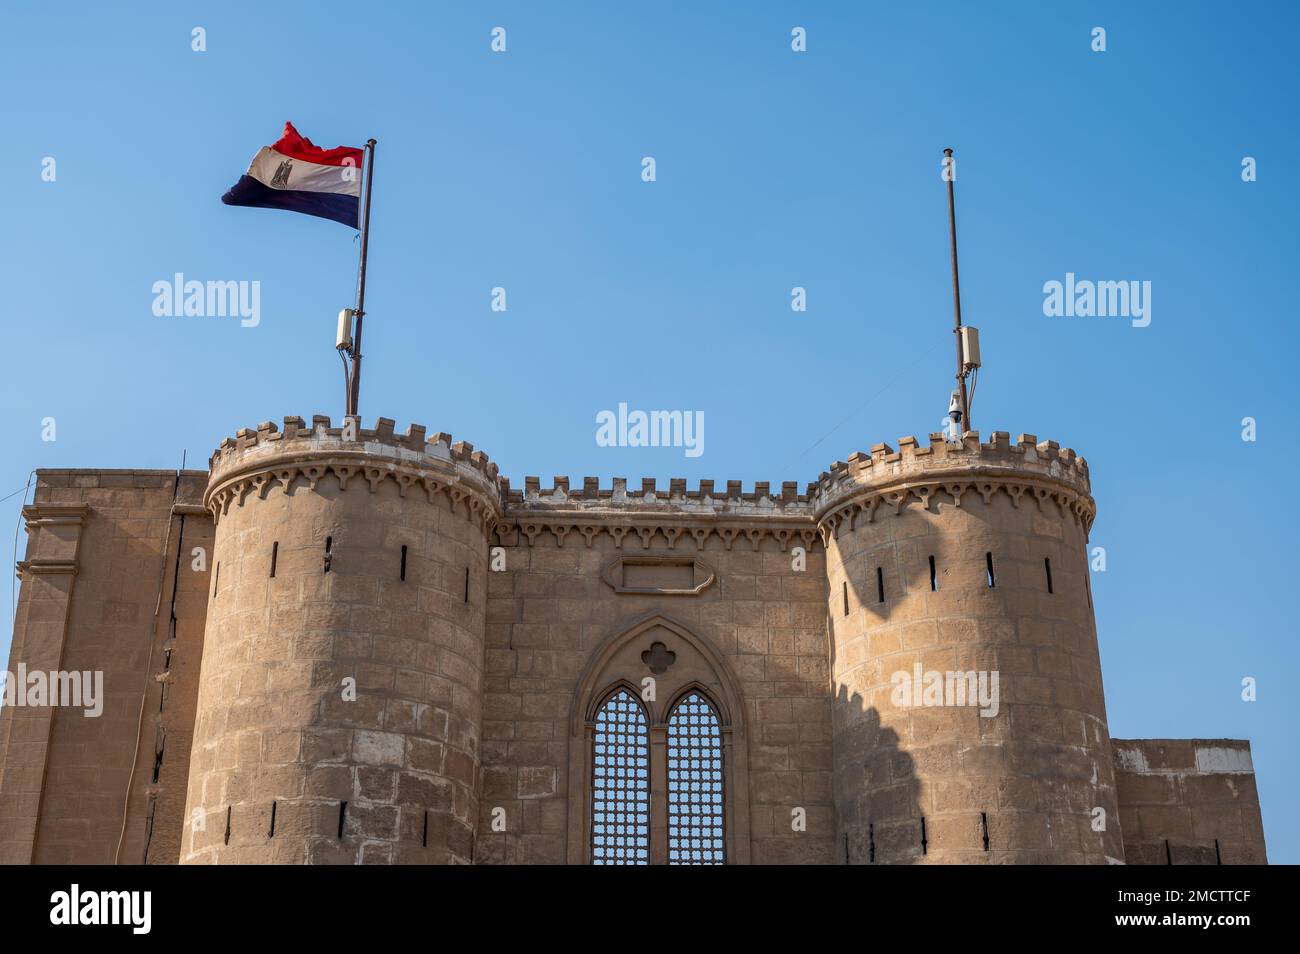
[222,122,363,228]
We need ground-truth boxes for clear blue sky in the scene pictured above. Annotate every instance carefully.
[2,1,1296,862]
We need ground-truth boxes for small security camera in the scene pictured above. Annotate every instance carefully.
[948,389,962,421]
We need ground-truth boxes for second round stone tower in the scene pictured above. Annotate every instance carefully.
[819,431,1123,864]
[181,416,501,864]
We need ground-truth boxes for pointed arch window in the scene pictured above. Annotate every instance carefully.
[569,615,750,865]
[667,691,725,864]
[591,689,650,865]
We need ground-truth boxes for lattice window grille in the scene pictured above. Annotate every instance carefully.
[592,689,650,865]
[667,692,725,865]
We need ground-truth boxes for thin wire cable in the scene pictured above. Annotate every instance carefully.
[788,341,945,471]
[339,349,352,413]
[0,483,33,505]
[114,462,182,863]
[9,470,36,630]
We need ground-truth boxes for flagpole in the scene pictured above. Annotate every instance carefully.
[347,138,377,419]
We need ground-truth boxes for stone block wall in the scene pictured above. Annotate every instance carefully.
[1112,739,1267,864]
[819,433,1122,863]
[0,468,208,864]
[0,421,1270,865]
[479,525,835,864]
[181,417,497,864]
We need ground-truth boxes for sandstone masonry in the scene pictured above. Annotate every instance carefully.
[0,416,1268,864]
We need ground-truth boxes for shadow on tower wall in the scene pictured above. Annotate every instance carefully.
[832,684,922,864]
[824,478,1120,865]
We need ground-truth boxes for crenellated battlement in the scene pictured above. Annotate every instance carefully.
[508,474,815,514]
[811,430,1096,536]
[204,415,507,527]
[209,414,506,488]
[500,472,819,551]
[201,418,1097,538]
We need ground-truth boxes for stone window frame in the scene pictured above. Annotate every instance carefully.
[566,613,751,864]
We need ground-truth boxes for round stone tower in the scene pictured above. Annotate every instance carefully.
[818,430,1121,864]
[181,415,501,864]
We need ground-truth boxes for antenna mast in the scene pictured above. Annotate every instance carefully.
[944,147,972,433]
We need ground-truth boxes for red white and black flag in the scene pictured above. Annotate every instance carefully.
[221,121,363,228]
